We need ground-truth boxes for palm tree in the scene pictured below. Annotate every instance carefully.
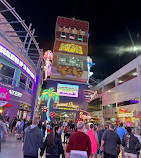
[41,88,59,121]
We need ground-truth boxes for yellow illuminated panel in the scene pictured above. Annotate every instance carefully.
[55,102,78,111]
[57,65,83,77]
[59,43,83,55]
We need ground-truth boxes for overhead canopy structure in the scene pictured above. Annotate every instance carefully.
[0,0,43,70]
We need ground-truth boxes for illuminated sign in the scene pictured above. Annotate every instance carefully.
[118,112,134,117]
[57,83,79,97]
[58,55,83,68]
[119,107,127,113]
[0,44,36,81]
[130,98,139,104]
[59,43,83,55]
[54,102,79,111]
[0,87,10,107]
[43,50,53,80]
[57,65,83,77]
[80,112,91,120]
[9,90,22,97]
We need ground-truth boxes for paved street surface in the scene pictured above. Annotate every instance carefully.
[1,134,135,158]
[0,134,66,158]
[0,135,23,158]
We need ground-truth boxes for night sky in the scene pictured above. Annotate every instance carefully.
[6,0,141,80]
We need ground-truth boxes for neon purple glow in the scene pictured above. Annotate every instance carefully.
[0,44,36,82]
[130,99,139,103]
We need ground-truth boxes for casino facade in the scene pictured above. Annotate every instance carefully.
[42,16,90,121]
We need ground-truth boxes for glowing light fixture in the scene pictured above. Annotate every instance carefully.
[41,88,59,121]
[133,46,137,51]
[0,44,36,81]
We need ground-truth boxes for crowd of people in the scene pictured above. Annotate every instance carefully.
[0,114,141,158]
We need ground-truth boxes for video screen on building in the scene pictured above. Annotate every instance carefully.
[57,83,79,98]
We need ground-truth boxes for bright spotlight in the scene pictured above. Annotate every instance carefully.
[133,46,137,51]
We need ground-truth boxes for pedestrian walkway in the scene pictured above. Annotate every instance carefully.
[0,134,66,158]
[0,134,23,158]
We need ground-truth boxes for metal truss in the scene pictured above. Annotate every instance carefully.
[0,0,44,71]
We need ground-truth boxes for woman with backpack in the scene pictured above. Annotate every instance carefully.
[40,125,64,158]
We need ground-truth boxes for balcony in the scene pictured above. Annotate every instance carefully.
[0,74,15,86]
[0,74,32,94]
[19,82,32,94]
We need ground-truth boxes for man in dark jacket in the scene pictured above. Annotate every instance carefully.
[100,124,121,158]
[23,118,43,158]
[122,127,141,158]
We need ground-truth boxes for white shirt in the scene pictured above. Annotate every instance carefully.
[16,121,21,127]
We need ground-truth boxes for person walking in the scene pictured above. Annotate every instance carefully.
[117,123,126,141]
[63,125,68,144]
[40,126,64,158]
[122,127,141,158]
[84,123,89,133]
[23,117,43,158]
[100,124,121,158]
[66,121,91,158]
[117,123,126,157]
[0,114,8,152]
[42,120,47,138]
[18,118,24,139]
[97,125,104,158]
[86,124,99,158]
[11,117,17,134]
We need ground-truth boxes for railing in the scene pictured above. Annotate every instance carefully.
[19,82,32,94]
[0,74,15,86]
[0,74,33,94]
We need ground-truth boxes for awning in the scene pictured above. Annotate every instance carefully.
[135,111,141,118]
[4,104,12,107]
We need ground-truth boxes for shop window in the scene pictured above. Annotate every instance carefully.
[19,73,27,90]
[61,32,66,38]
[0,63,15,85]
[29,80,33,89]
[69,34,75,40]
[20,73,27,84]
[78,35,83,42]
[0,62,15,78]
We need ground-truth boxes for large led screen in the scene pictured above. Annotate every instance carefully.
[57,83,79,97]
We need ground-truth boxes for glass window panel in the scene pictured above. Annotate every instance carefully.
[20,73,27,84]
[0,62,15,78]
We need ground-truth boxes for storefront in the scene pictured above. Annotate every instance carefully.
[117,107,140,127]
[0,83,33,120]
[41,79,88,121]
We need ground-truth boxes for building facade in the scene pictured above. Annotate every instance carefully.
[91,56,141,127]
[0,2,43,121]
[43,16,90,121]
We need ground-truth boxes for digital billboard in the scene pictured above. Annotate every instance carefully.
[57,83,79,97]
[51,52,88,83]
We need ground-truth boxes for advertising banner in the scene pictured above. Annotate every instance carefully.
[51,53,88,83]
[57,83,79,97]
[0,87,10,107]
